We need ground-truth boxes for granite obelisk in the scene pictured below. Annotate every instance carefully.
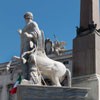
[73,0,100,100]
[80,0,100,30]
[73,0,100,77]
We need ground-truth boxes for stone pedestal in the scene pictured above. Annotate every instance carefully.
[73,30,100,77]
[17,85,88,100]
[73,74,100,100]
[73,30,100,100]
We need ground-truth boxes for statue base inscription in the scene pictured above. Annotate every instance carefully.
[17,85,89,100]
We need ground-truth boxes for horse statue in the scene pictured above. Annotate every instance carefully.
[21,30,72,87]
[6,30,71,87]
[6,11,71,87]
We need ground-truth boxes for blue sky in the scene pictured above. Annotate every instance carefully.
[0,0,80,63]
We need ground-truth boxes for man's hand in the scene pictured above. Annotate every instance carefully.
[24,32,33,38]
[21,57,27,64]
[18,29,22,34]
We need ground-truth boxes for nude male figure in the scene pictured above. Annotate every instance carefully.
[18,12,41,83]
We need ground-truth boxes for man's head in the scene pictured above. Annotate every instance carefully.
[24,12,33,20]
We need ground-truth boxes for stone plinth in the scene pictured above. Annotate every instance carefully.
[73,74,100,100]
[73,30,100,77]
[73,30,100,100]
[17,85,88,100]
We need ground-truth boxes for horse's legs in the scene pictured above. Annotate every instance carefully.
[52,76,61,87]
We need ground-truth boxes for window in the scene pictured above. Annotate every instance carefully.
[63,61,69,65]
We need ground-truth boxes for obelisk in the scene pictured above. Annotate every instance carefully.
[73,0,100,100]
[80,0,100,30]
[73,0,100,77]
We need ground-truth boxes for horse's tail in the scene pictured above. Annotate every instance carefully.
[61,68,71,87]
[66,69,71,87]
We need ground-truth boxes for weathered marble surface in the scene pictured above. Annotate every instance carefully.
[17,85,89,100]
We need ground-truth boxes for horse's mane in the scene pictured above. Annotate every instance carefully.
[37,30,45,53]
[41,30,45,50]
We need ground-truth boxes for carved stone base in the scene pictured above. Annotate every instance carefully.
[17,85,88,100]
[73,74,100,100]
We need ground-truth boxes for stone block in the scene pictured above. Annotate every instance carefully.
[17,85,89,100]
[73,74,100,100]
[73,31,100,77]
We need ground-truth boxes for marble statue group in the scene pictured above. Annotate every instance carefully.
[7,12,71,87]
